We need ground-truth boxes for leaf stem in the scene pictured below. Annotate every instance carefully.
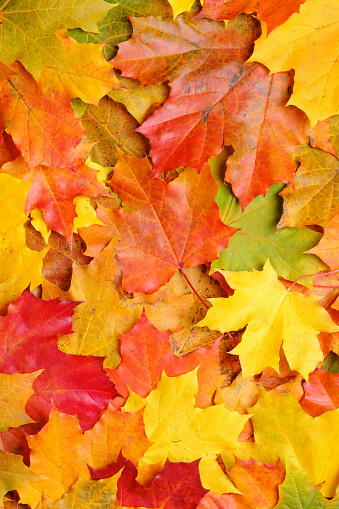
[178,266,209,309]
[287,269,339,292]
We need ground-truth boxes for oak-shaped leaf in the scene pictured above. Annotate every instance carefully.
[117,459,209,509]
[0,63,85,170]
[42,239,142,368]
[0,0,112,79]
[274,460,339,509]
[0,290,77,374]
[198,260,339,379]
[136,369,249,493]
[279,145,339,228]
[249,0,339,125]
[106,151,235,293]
[197,0,306,34]
[236,389,339,497]
[212,182,326,286]
[113,15,309,202]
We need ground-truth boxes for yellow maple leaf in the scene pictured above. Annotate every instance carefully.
[40,35,120,105]
[137,369,249,493]
[234,389,339,497]
[0,174,48,312]
[0,371,42,432]
[249,0,339,125]
[168,0,195,18]
[198,260,339,379]
[42,239,142,368]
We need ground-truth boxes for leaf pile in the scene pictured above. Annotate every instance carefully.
[1,0,339,508]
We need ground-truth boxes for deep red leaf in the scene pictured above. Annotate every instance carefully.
[300,368,339,417]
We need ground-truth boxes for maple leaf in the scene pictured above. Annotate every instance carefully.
[39,35,121,105]
[212,182,327,286]
[308,215,339,271]
[0,63,85,170]
[0,0,112,79]
[105,151,235,293]
[67,0,173,62]
[236,389,339,497]
[117,459,209,509]
[113,15,309,199]
[83,403,150,469]
[274,460,339,509]
[0,371,42,432]
[249,0,339,125]
[26,355,119,432]
[300,368,339,417]
[196,0,306,34]
[309,117,338,157]
[0,290,77,374]
[227,457,285,508]
[0,450,44,509]
[42,239,142,368]
[0,173,49,312]
[136,369,249,493]
[106,311,224,408]
[198,260,339,379]
[279,145,339,228]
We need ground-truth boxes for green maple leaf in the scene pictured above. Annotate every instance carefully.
[0,0,112,78]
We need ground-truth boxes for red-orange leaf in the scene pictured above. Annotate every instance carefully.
[300,368,339,417]
[117,459,209,509]
[0,62,85,170]
[197,0,306,34]
[106,151,235,293]
[113,15,308,198]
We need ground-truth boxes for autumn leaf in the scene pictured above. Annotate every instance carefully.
[236,389,339,497]
[0,290,77,374]
[0,371,42,432]
[0,63,85,170]
[0,0,112,79]
[198,0,306,33]
[198,260,339,379]
[137,369,249,493]
[212,182,326,286]
[105,151,235,293]
[308,215,339,271]
[249,0,339,125]
[79,96,150,167]
[274,460,339,509]
[67,0,173,61]
[117,459,209,509]
[42,239,142,368]
[39,35,121,105]
[300,368,339,417]
[279,145,339,228]
[113,15,309,199]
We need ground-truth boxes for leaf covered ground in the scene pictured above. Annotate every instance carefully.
[1,0,339,508]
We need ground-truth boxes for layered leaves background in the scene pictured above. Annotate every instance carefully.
[1,0,339,508]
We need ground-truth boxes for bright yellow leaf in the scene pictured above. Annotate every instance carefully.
[235,389,339,497]
[73,196,104,233]
[40,35,120,105]
[168,0,195,18]
[249,0,339,126]
[42,239,142,368]
[198,260,339,379]
[138,369,249,493]
[31,209,51,243]
[0,174,49,312]
[0,371,42,432]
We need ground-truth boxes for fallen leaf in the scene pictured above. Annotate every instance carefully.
[197,0,306,34]
[117,459,209,509]
[308,215,339,270]
[248,0,339,125]
[300,368,339,417]
[42,239,142,368]
[106,151,235,293]
[198,260,339,379]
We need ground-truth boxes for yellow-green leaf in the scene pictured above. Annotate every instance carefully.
[198,260,339,379]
